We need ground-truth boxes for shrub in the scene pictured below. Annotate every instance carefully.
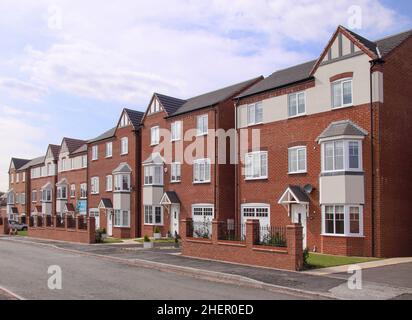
[144,235,151,242]
[95,228,106,243]
[153,226,161,234]
[303,248,310,268]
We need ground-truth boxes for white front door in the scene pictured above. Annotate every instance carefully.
[292,204,307,249]
[107,211,113,236]
[170,205,180,236]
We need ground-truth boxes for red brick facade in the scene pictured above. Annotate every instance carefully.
[7,167,29,221]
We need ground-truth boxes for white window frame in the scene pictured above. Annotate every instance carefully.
[32,190,37,203]
[91,177,99,195]
[106,175,113,192]
[92,145,98,161]
[171,121,182,142]
[193,158,211,184]
[171,162,181,183]
[331,78,353,109]
[151,126,160,146]
[150,98,161,114]
[288,92,306,118]
[192,204,215,219]
[288,146,307,174]
[247,102,263,126]
[106,142,113,158]
[10,173,14,184]
[321,205,364,237]
[81,155,87,168]
[321,139,363,173]
[121,137,129,155]
[144,205,163,225]
[113,173,131,192]
[70,184,76,198]
[57,185,67,200]
[41,189,52,203]
[16,173,19,183]
[22,172,26,182]
[80,183,87,199]
[114,209,130,228]
[119,113,130,127]
[241,204,270,220]
[144,165,163,186]
[197,114,208,136]
[244,151,268,180]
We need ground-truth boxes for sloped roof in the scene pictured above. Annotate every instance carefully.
[88,127,116,144]
[376,29,412,57]
[99,198,113,209]
[20,156,45,170]
[170,76,263,117]
[317,120,368,141]
[142,153,164,165]
[288,186,310,203]
[64,138,87,155]
[72,144,87,155]
[112,162,132,174]
[64,203,76,212]
[155,93,186,116]
[161,191,181,205]
[11,158,30,171]
[124,108,144,129]
[236,61,316,99]
[49,144,61,159]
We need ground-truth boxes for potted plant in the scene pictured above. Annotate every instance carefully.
[153,226,162,240]
[95,228,107,243]
[143,235,154,249]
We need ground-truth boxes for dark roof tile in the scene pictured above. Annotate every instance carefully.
[124,109,144,129]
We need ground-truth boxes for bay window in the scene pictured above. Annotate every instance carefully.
[247,102,263,126]
[57,185,67,199]
[70,184,76,198]
[144,165,163,185]
[144,205,163,225]
[322,140,362,173]
[332,79,353,108]
[193,159,211,183]
[245,151,268,180]
[322,205,363,236]
[42,189,52,202]
[288,146,307,174]
[114,174,130,191]
[114,210,130,228]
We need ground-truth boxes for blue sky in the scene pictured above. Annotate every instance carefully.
[0,0,411,191]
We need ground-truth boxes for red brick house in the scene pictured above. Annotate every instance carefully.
[55,138,88,219]
[140,77,262,238]
[6,158,30,222]
[87,108,144,238]
[234,26,412,258]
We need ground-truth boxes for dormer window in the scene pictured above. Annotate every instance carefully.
[119,113,130,127]
[150,98,161,114]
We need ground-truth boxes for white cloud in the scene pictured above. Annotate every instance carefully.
[0,77,48,102]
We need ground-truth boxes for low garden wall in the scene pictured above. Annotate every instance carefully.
[0,216,9,235]
[28,215,96,244]
[181,219,303,271]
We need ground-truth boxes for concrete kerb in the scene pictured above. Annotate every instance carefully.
[0,286,25,300]
[0,237,335,300]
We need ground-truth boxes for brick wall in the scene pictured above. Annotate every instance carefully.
[8,168,28,218]
[29,174,57,215]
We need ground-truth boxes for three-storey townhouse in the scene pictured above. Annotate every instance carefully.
[87,108,144,238]
[56,138,88,219]
[22,144,60,218]
[234,26,412,258]
[6,158,30,222]
[141,77,262,238]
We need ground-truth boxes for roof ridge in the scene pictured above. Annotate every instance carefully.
[155,92,186,101]
[374,28,412,43]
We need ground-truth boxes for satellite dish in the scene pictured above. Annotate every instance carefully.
[304,184,313,194]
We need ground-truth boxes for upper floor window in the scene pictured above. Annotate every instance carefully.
[114,174,130,192]
[121,137,129,155]
[32,190,37,203]
[322,140,362,173]
[247,102,263,126]
[10,173,14,184]
[92,145,98,161]
[245,151,268,180]
[197,115,208,136]
[288,92,306,117]
[42,189,52,202]
[80,183,87,199]
[171,162,181,183]
[193,159,211,183]
[171,121,182,142]
[106,175,113,192]
[16,173,19,183]
[288,146,307,174]
[91,177,99,194]
[144,165,163,186]
[22,172,26,182]
[81,155,87,168]
[57,185,67,200]
[150,99,161,114]
[106,142,113,158]
[151,126,160,146]
[119,113,130,127]
[7,192,15,204]
[332,79,353,109]
[70,184,76,198]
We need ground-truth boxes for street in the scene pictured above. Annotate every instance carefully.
[0,239,307,300]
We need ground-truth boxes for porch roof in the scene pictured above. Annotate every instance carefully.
[160,191,180,205]
[278,185,310,205]
[98,198,113,209]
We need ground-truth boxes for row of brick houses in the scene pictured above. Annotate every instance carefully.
[4,26,412,258]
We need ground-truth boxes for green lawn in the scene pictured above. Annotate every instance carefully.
[135,238,176,244]
[17,230,28,237]
[103,237,124,244]
[306,253,380,269]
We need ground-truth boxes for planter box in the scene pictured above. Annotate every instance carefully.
[143,241,154,249]
[153,233,161,240]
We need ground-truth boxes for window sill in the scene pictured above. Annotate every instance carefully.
[193,181,211,185]
[287,113,306,120]
[288,171,307,175]
[105,156,113,159]
[247,122,263,128]
[143,184,164,187]
[321,233,365,238]
[113,226,131,229]
[245,177,268,181]
[170,139,181,143]
[196,133,208,137]
[170,181,181,184]
[150,144,159,147]
[331,104,354,111]
[120,153,129,156]
[144,223,163,226]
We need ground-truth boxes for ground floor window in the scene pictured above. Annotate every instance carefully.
[144,205,162,225]
[114,210,130,228]
[322,205,363,236]
[241,205,269,220]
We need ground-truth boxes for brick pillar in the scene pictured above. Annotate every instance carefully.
[53,215,57,229]
[180,218,193,240]
[65,215,69,230]
[76,215,80,230]
[286,223,303,271]
[246,219,259,249]
[88,217,96,243]
[3,218,9,234]
[212,220,220,244]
